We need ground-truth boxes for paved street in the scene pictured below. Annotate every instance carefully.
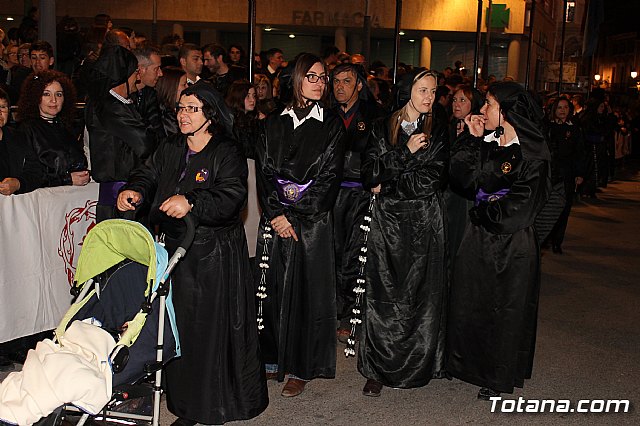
[3,165,639,425]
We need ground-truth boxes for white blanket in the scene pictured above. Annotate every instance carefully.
[0,321,115,425]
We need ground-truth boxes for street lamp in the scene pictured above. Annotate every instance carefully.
[594,74,601,81]
[631,71,638,79]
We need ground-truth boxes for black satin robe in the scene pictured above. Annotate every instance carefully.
[447,134,550,393]
[20,118,87,187]
[332,101,386,328]
[357,114,449,388]
[255,107,345,381]
[123,133,268,424]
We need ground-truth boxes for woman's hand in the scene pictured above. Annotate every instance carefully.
[0,178,21,196]
[160,194,192,218]
[117,190,142,212]
[465,114,486,137]
[270,214,298,241]
[70,170,90,186]
[371,184,381,194]
[407,132,429,154]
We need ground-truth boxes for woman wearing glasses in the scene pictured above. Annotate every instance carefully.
[117,81,268,426]
[255,53,345,397]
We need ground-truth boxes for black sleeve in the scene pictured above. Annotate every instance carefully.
[255,120,285,221]
[361,119,419,190]
[449,132,482,199]
[394,124,449,199]
[473,159,551,234]
[121,142,165,205]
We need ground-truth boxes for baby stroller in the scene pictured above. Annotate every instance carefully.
[0,216,195,426]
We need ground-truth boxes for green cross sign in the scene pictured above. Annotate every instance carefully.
[488,4,510,29]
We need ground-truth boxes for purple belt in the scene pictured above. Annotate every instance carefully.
[340,181,363,189]
[98,181,126,206]
[475,188,510,206]
[274,177,314,205]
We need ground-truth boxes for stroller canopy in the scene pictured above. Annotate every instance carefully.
[75,220,158,295]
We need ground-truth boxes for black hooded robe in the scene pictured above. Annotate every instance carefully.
[122,133,268,424]
[254,106,345,381]
[357,115,449,388]
[447,132,550,393]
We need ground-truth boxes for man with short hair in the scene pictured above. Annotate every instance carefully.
[202,43,246,95]
[179,43,203,84]
[18,43,31,68]
[29,40,54,73]
[330,63,386,342]
[132,46,165,138]
[264,47,283,83]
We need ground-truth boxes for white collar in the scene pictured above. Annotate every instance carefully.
[187,75,201,85]
[484,132,519,147]
[109,89,133,105]
[281,104,324,129]
[267,64,277,74]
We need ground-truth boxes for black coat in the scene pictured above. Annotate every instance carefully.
[331,100,385,325]
[87,95,157,182]
[132,86,165,140]
[357,113,449,388]
[447,133,550,393]
[20,118,87,187]
[0,126,41,194]
[123,133,268,424]
[254,106,345,381]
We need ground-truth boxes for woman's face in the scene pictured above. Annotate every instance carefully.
[409,74,437,114]
[244,87,257,112]
[256,82,269,100]
[177,94,208,135]
[0,98,9,129]
[480,93,502,131]
[175,75,188,103]
[452,89,472,120]
[39,81,64,119]
[229,47,241,63]
[301,62,327,102]
[555,100,570,122]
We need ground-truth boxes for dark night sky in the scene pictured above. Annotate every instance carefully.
[602,0,640,32]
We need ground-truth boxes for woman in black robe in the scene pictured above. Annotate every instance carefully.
[117,81,268,425]
[545,97,585,253]
[254,53,345,397]
[445,85,484,262]
[358,69,448,396]
[447,82,551,400]
[17,70,89,188]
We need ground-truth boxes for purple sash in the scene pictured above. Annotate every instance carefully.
[475,188,510,206]
[274,177,314,204]
[98,181,126,206]
[340,181,363,189]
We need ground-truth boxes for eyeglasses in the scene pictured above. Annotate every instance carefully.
[305,74,328,84]
[175,105,200,114]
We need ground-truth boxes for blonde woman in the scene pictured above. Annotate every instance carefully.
[358,69,449,396]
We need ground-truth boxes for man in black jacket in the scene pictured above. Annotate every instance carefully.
[85,45,157,222]
[330,63,386,342]
[202,43,246,96]
[132,46,165,139]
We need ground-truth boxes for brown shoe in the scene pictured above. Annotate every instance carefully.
[281,378,307,397]
[337,328,350,344]
[362,378,383,397]
[265,372,278,380]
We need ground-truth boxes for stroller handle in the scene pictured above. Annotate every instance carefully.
[176,213,196,257]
